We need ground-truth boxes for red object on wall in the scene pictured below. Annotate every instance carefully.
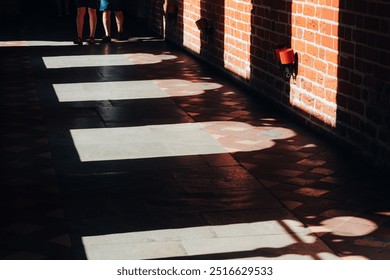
[274,47,286,62]
[279,48,295,64]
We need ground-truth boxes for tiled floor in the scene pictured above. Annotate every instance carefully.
[0,15,389,260]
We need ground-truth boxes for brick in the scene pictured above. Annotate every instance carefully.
[339,26,352,41]
[302,92,314,106]
[340,12,355,26]
[376,34,390,50]
[338,82,353,98]
[367,2,377,14]
[338,67,349,81]
[355,15,365,29]
[297,64,306,76]
[331,0,340,8]
[353,87,362,102]
[313,84,326,99]
[327,64,337,76]
[325,50,338,64]
[325,77,338,91]
[373,64,389,80]
[339,39,354,55]
[352,1,368,13]
[320,22,332,36]
[294,16,306,28]
[307,44,318,56]
[337,109,352,124]
[305,67,317,81]
[314,59,327,74]
[322,8,336,21]
[364,16,380,31]
[331,24,338,37]
[303,31,315,44]
[340,56,355,69]
[315,99,327,112]
[304,5,316,17]
[293,39,306,52]
[356,60,374,74]
[291,26,303,38]
[326,90,337,103]
[321,35,334,49]
[348,98,365,115]
[316,72,325,86]
[379,51,390,69]
[324,103,337,118]
[356,45,379,63]
[350,72,362,85]
[319,49,325,60]
[301,53,314,67]
[315,32,321,45]
[276,23,287,34]
[278,11,289,23]
[377,3,390,18]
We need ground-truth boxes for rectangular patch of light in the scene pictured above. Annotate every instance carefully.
[70,123,227,162]
[28,41,74,47]
[43,54,134,69]
[53,81,167,102]
[80,220,338,260]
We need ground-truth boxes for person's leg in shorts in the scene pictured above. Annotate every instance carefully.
[100,0,126,42]
[86,0,98,44]
[74,0,98,45]
[100,0,112,42]
[113,0,125,40]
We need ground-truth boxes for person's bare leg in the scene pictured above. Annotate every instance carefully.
[115,11,125,40]
[102,10,112,37]
[75,7,86,44]
[115,11,124,33]
[88,8,97,38]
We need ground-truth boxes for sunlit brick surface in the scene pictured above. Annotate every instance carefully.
[159,0,390,171]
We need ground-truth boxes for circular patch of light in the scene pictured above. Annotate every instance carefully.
[321,216,377,237]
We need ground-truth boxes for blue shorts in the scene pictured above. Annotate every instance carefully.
[76,0,98,9]
[100,0,124,11]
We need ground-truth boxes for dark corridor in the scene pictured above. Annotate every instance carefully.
[0,1,389,260]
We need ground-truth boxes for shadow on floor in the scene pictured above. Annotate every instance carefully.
[0,15,389,260]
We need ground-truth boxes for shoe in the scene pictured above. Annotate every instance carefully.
[73,37,83,46]
[117,32,127,41]
[86,37,95,45]
[101,36,111,43]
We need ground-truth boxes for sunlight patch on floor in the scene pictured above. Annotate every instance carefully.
[0,41,28,47]
[43,53,177,69]
[53,79,222,102]
[70,121,296,162]
[81,219,338,260]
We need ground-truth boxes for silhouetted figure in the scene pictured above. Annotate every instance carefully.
[100,0,126,43]
[73,0,98,45]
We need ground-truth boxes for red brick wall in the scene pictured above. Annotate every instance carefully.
[152,0,390,170]
[336,0,390,168]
